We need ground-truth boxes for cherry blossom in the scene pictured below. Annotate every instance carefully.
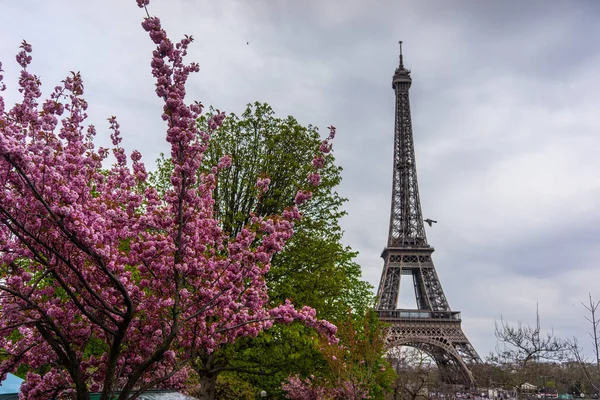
[0,2,336,399]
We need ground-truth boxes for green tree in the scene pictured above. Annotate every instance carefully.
[322,310,396,399]
[149,102,373,398]
[187,374,256,400]
[281,310,395,400]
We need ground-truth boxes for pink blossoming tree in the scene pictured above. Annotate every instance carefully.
[0,1,336,400]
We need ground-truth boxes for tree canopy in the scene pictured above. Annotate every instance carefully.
[150,102,374,398]
[151,102,372,319]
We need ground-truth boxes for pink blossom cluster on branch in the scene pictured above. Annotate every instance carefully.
[282,374,370,400]
[282,375,329,400]
[0,1,336,399]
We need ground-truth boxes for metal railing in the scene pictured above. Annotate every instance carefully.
[376,309,461,321]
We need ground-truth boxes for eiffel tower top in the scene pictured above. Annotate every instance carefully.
[392,41,412,87]
[386,41,428,249]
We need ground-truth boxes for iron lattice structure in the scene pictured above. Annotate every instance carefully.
[375,42,481,387]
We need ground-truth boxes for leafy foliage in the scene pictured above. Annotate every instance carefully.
[320,310,395,399]
[150,102,373,397]
[282,311,394,399]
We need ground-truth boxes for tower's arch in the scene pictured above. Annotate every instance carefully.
[387,336,476,387]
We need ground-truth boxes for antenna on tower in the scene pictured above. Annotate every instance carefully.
[399,40,404,67]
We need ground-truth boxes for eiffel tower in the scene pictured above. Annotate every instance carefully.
[375,42,481,386]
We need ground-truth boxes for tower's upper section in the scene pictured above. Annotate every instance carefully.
[386,41,428,249]
[392,41,412,89]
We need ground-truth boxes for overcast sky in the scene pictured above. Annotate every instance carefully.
[2,0,600,360]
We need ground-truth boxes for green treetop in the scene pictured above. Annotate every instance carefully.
[150,102,374,399]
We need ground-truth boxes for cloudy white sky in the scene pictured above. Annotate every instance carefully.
[2,0,600,359]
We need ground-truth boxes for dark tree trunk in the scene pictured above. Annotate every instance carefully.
[197,372,218,400]
[73,371,91,400]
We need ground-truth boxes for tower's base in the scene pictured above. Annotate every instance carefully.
[377,309,480,387]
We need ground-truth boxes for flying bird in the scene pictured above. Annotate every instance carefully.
[246,42,249,45]
[424,219,437,227]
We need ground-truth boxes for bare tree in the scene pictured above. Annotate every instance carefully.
[568,294,600,394]
[489,307,569,398]
[388,347,436,400]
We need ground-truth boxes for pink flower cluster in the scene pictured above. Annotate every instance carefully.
[307,172,321,187]
[217,154,232,169]
[0,1,337,399]
[256,176,270,193]
[296,125,336,203]
[282,374,370,400]
[281,375,328,400]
